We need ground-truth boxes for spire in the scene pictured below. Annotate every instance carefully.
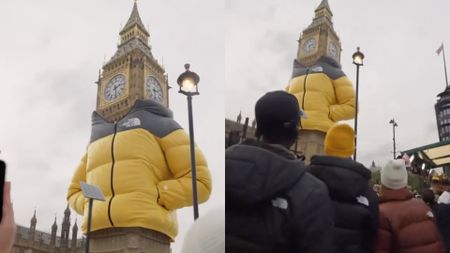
[120,1,149,36]
[52,216,58,229]
[309,0,333,28]
[50,216,57,247]
[64,203,71,216]
[73,219,78,231]
[31,209,37,224]
[316,0,331,12]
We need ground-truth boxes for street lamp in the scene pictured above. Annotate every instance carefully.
[352,47,364,161]
[177,63,200,220]
[389,118,398,159]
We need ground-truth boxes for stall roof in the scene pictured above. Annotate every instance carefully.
[402,140,450,168]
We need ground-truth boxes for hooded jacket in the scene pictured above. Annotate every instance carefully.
[285,57,355,133]
[67,99,212,240]
[309,155,379,253]
[226,139,334,253]
[430,201,450,253]
[375,187,444,253]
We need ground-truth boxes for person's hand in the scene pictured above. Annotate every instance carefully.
[0,182,16,253]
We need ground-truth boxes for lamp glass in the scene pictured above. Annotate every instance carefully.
[181,77,196,93]
[421,163,426,170]
[409,154,415,163]
[353,55,363,65]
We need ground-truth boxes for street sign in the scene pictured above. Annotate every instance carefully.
[80,182,105,201]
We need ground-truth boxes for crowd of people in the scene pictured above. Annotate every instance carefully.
[226,90,450,253]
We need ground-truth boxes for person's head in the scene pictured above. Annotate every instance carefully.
[255,91,304,147]
[421,188,436,206]
[431,174,444,195]
[324,123,355,158]
[381,159,408,190]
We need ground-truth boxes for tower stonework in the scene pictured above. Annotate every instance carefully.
[95,1,169,122]
[88,3,172,252]
[51,217,58,247]
[13,207,84,253]
[291,0,347,163]
[28,210,37,243]
[435,86,450,174]
[297,0,342,67]
[60,205,71,249]
[435,87,450,142]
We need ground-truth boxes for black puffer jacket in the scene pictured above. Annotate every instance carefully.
[226,140,334,253]
[432,202,450,253]
[308,155,378,253]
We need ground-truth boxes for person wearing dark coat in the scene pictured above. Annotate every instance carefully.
[423,188,450,253]
[308,123,378,253]
[226,91,334,253]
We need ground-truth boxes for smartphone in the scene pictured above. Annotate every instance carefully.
[0,160,5,223]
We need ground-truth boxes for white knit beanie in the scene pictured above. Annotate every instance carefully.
[381,159,408,190]
[181,207,224,253]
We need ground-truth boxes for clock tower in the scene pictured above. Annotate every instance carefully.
[297,0,341,66]
[96,2,169,122]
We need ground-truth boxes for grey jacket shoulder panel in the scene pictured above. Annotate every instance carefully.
[90,99,181,143]
[291,56,346,80]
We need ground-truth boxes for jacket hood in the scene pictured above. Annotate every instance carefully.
[309,155,371,200]
[226,140,306,207]
[92,99,173,124]
[379,186,413,203]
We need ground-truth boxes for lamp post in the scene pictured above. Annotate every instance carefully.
[177,63,200,220]
[352,47,364,161]
[389,118,398,159]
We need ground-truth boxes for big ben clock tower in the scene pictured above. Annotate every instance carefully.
[285,0,356,163]
[297,0,341,66]
[96,1,169,122]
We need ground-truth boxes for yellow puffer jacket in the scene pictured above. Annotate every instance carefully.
[285,57,356,133]
[67,99,212,241]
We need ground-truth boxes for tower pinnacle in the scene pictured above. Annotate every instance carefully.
[120,1,149,36]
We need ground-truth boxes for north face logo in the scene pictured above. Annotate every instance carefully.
[272,197,288,210]
[122,117,141,128]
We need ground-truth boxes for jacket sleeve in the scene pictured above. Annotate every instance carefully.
[374,211,392,253]
[67,154,87,215]
[329,75,356,121]
[156,129,212,210]
[292,179,335,253]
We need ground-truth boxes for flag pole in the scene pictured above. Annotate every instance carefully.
[443,45,449,88]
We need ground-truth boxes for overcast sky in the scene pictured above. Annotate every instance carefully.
[226,0,450,169]
[0,1,223,252]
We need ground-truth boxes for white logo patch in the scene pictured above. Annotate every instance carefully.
[356,195,369,206]
[122,117,141,128]
[272,197,288,210]
[311,66,323,73]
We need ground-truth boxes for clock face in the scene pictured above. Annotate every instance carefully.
[104,74,126,101]
[303,38,317,53]
[145,76,163,103]
[328,42,338,59]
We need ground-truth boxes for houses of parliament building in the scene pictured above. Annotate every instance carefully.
[12,205,84,253]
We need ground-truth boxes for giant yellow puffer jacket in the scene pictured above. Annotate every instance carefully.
[285,57,356,133]
[67,99,212,241]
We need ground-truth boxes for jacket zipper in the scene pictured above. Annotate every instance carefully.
[107,122,118,227]
[300,68,310,129]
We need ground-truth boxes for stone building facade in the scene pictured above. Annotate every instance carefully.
[12,205,84,253]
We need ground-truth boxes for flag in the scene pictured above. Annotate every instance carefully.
[437,43,444,55]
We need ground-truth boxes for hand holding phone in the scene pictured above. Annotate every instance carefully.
[0,161,16,253]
